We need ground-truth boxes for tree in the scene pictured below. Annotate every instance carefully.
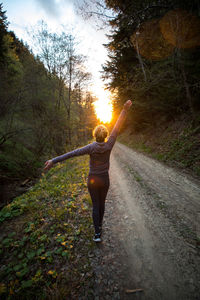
[0,3,9,62]
[101,0,200,127]
[76,0,115,28]
[31,22,93,143]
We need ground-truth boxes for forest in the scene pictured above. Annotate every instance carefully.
[0,3,97,206]
[98,0,200,119]
[98,0,200,174]
[0,1,200,203]
[0,1,200,299]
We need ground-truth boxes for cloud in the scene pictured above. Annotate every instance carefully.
[35,0,60,18]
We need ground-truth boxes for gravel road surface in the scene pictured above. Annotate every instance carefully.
[90,142,200,300]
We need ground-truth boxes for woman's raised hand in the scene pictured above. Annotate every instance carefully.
[44,160,53,171]
[124,100,132,111]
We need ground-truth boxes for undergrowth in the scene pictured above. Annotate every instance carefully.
[0,141,41,179]
[0,156,94,299]
[119,121,200,176]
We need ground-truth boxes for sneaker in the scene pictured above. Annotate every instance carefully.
[93,233,101,242]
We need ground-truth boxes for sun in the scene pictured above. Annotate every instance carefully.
[93,99,113,123]
[92,88,113,123]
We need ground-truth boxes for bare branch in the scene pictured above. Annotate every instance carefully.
[75,0,116,28]
[85,10,115,19]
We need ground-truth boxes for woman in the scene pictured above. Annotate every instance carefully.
[44,100,132,242]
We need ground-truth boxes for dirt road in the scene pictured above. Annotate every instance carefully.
[90,142,200,300]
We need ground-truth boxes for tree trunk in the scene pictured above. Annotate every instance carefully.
[180,60,195,121]
[68,55,72,144]
[135,33,147,82]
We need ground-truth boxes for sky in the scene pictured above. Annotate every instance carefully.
[2,0,110,99]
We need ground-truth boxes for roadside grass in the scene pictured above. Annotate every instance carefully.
[118,133,153,155]
[119,122,200,177]
[163,125,200,174]
[0,156,95,299]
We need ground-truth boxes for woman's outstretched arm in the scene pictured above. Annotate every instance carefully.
[107,100,132,147]
[44,144,92,171]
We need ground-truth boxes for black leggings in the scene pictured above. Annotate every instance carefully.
[87,174,110,234]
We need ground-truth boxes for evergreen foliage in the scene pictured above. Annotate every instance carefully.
[102,0,200,129]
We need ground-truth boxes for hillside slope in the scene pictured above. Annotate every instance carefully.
[0,157,95,299]
[119,114,200,177]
